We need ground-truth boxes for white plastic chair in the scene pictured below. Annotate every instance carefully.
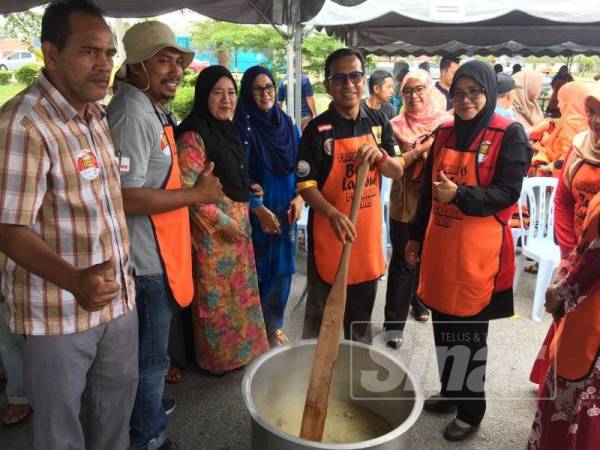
[381,176,392,253]
[296,205,309,252]
[510,185,528,252]
[513,177,561,321]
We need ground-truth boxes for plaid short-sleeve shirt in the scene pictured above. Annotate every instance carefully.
[0,72,134,335]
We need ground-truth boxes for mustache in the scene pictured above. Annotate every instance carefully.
[88,75,110,83]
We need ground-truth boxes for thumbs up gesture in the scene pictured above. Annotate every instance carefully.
[70,257,121,312]
[433,171,458,204]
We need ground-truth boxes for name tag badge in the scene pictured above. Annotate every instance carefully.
[371,126,382,144]
[160,132,170,156]
[120,156,130,173]
[76,150,100,180]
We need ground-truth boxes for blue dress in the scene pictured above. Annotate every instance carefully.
[240,125,300,334]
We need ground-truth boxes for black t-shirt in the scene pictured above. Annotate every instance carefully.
[297,102,399,191]
[360,98,397,121]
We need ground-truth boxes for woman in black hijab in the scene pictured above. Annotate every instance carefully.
[406,60,532,441]
[175,66,269,375]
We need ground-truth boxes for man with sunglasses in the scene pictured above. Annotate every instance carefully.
[297,48,404,343]
[106,21,222,450]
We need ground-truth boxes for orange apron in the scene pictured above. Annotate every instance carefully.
[149,124,194,307]
[418,115,515,316]
[550,192,600,381]
[571,162,600,240]
[313,134,386,285]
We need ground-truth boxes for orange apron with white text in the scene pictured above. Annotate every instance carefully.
[549,192,600,381]
[149,125,194,307]
[313,134,386,285]
[418,115,515,316]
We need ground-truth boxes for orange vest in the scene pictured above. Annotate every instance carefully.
[570,162,600,240]
[550,192,600,381]
[313,134,386,285]
[418,115,515,316]
[149,125,194,307]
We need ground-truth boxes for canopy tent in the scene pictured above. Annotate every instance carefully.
[361,41,600,58]
[0,0,330,23]
[0,0,367,125]
[309,0,600,56]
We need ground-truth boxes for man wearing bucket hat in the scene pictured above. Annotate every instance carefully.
[106,21,222,450]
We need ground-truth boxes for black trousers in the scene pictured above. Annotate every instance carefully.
[302,252,378,344]
[431,308,489,425]
[384,219,428,331]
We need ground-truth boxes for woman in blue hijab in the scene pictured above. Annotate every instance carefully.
[234,66,303,347]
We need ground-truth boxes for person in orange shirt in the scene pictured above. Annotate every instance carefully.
[532,81,589,177]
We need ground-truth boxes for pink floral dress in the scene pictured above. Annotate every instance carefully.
[177,131,269,375]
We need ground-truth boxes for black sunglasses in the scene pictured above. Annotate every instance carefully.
[326,71,365,85]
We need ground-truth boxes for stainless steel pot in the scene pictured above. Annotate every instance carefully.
[242,339,423,450]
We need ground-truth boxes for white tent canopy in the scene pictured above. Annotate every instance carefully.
[309,0,600,55]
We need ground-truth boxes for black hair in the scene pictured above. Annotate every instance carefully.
[418,61,430,72]
[368,70,393,91]
[440,57,459,72]
[324,48,365,79]
[512,64,522,75]
[494,63,504,73]
[42,0,106,50]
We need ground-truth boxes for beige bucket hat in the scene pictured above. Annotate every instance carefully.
[117,21,194,77]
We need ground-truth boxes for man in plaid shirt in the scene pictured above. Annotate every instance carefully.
[0,1,137,449]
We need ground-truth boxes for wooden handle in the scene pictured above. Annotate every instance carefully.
[299,160,371,442]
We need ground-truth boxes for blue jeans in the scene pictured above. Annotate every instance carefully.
[0,306,27,405]
[130,274,173,450]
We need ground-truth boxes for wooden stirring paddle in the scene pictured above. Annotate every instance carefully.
[299,160,371,442]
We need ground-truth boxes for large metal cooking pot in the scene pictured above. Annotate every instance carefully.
[242,339,423,449]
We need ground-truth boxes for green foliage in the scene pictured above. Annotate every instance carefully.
[301,33,344,77]
[15,64,41,86]
[170,86,195,121]
[311,81,327,94]
[4,11,42,51]
[0,71,13,85]
[573,55,599,73]
[181,73,198,87]
[191,20,285,69]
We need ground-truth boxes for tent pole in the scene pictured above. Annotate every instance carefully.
[286,25,295,124]
[294,22,302,128]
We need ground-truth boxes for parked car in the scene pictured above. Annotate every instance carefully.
[0,51,36,71]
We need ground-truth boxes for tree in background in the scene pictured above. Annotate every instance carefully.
[4,11,42,52]
[191,20,286,70]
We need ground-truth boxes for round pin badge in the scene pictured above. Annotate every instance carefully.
[76,150,100,180]
[297,160,310,177]
[324,138,334,156]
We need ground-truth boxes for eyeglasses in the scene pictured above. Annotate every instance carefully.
[326,71,364,85]
[402,85,427,97]
[451,87,485,103]
[251,84,275,96]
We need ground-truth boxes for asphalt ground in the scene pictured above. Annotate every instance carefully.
[1,250,548,450]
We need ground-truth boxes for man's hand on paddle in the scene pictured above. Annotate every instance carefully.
[356,143,384,165]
